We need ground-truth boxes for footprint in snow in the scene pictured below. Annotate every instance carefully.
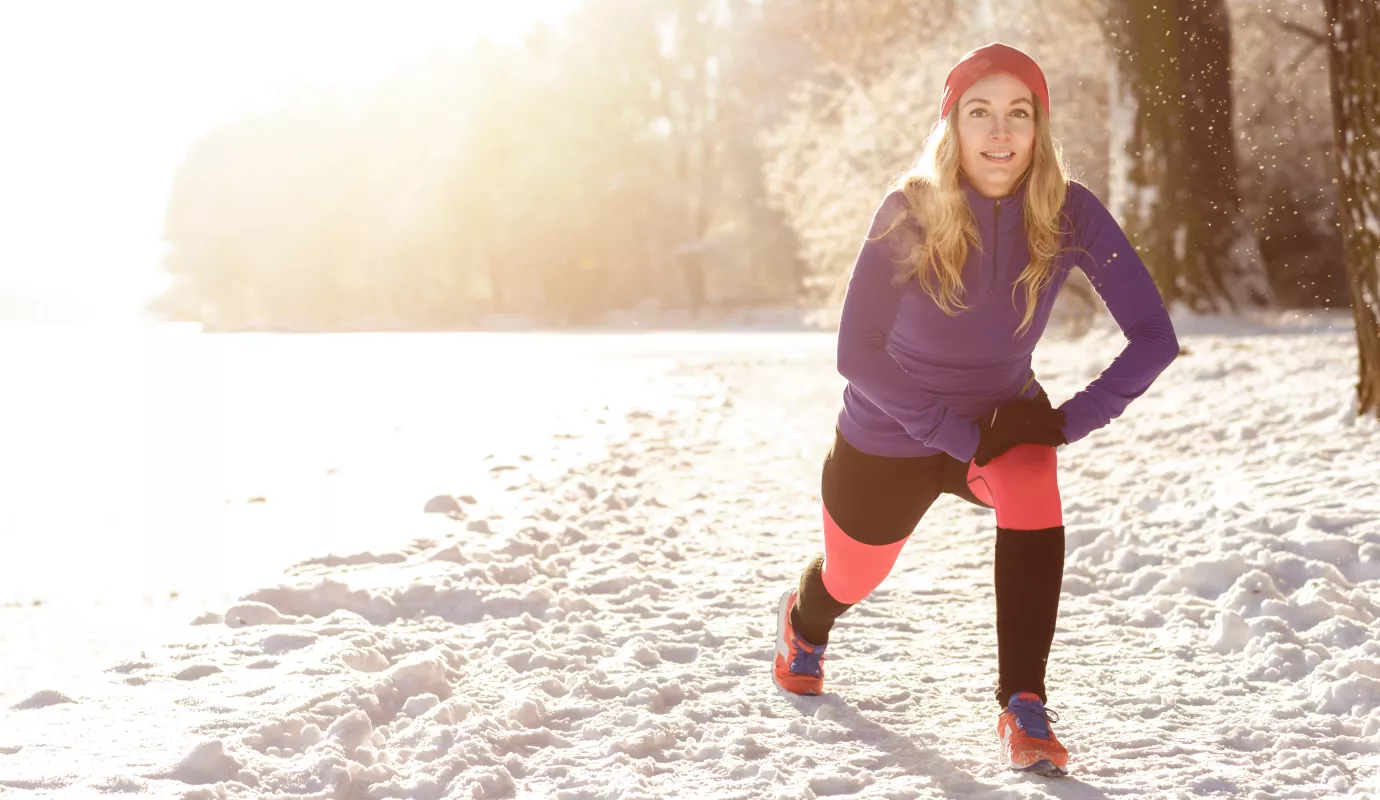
[12,690,77,710]
[261,632,317,654]
[423,495,467,518]
[175,664,223,681]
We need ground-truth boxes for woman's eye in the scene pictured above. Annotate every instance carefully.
[1012,109,1030,118]
[970,108,987,117]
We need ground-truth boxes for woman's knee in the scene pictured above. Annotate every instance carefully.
[820,503,907,605]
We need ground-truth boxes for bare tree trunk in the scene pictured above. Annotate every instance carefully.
[1103,0,1273,311]
[1324,0,1380,416]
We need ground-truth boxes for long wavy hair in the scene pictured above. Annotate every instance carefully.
[874,101,1072,336]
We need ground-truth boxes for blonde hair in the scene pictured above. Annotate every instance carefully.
[874,101,1071,336]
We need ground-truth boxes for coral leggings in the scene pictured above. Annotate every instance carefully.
[820,439,1061,606]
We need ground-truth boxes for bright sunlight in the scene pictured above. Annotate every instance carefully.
[0,0,578,322]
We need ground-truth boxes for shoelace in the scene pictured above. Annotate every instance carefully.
[1009,697,1060,740]
[789,632,826,677]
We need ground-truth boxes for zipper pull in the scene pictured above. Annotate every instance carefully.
[991,199,1002,293]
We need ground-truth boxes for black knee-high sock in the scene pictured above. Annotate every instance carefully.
[790,555,851,646]
[994,526,1064,708]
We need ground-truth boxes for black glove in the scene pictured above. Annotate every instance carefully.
[973,395,1066,467]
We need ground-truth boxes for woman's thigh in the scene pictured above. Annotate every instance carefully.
[960,444,1062,529]
[821,428,949,547]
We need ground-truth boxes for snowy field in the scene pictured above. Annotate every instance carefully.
[1,315,1378,798]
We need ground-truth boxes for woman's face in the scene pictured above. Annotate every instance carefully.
[955,72,1037,199]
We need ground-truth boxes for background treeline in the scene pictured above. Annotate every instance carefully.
[151,0,1361,331]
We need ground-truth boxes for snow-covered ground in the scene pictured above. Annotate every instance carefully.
[1,314,1378,798]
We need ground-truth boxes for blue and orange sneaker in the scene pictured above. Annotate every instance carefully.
[772,589,826,695]
[997,692,1069,776]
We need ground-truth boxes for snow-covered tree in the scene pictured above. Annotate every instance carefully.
[1324,0,1380,416]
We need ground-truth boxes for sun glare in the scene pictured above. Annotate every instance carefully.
[0,0,579,321]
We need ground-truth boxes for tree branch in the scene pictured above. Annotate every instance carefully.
[1263,12,1327,45]
[798,30,918,146]
[1286,40,1325,73]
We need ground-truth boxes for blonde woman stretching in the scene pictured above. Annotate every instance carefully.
[772,42,1178,777]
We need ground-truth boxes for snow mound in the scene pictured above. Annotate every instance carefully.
[11,690,76,710]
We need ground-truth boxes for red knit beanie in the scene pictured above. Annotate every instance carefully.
[939,43,1049,120]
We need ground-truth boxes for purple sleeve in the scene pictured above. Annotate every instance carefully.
[836,191,980,461]
[1057,182,1180,444]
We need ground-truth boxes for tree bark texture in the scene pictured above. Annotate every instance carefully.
[1102,0,1273,311]
[1324,0,1380,416]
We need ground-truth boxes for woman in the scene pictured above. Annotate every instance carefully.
[771,42,1179,777]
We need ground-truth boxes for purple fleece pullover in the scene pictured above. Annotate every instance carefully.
[836,177,1179,461]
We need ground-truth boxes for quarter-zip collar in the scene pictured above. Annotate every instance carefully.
[959,170,1030,237]
[960,170,1030,293]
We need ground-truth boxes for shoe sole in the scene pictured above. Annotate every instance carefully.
[772,589,820,696]
[1011,759,1068,778]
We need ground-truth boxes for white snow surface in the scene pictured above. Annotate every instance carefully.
[2,315,1379,798]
